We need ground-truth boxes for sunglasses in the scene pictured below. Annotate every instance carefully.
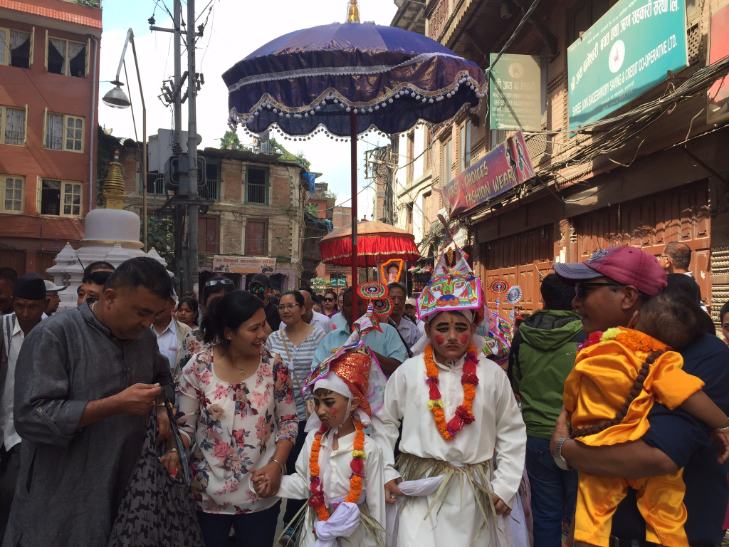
[323,297,334,302]
[206,279,233,287]
[574,281,623,299]
[250,285,266,294]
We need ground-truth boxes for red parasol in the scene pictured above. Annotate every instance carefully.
[319,220,420,268]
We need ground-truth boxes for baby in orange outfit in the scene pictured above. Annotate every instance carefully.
[563,291,729,547]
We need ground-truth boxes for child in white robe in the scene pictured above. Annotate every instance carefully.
[372,244,527,547]
[254,308,387,547]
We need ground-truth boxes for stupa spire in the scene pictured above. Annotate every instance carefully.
[103,149,127,210]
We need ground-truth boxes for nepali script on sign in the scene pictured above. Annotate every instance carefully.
[212,256,277,274]
[567,0,687,131]
[442,131,534,217]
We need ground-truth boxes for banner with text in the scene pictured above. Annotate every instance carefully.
[568,0,687,131]
[442,131,534,217]
[489,53,542,131]
[213,256,276,274]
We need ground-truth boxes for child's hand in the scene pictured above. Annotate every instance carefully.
[712,428,729,464]
[251,475,270,498]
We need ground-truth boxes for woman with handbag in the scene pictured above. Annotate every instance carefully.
[265,290,325,546]
[165,290,298,547]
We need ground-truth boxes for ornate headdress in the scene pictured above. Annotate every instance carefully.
[305,291,388,428]
[417,216,485,326]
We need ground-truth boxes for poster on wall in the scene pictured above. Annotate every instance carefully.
[489,53,543,131]
[567,0,688,131]
[441,131,534,217]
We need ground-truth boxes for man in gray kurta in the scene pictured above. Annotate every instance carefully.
[3,257,175,547]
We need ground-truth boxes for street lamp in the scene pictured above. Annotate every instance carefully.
[102,28,148,252]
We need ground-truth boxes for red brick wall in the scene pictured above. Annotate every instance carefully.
[0,15,99,220]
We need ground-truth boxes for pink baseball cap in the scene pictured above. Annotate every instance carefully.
[554,246,667,296]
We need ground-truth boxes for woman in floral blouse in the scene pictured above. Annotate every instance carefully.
[171,290,298,547]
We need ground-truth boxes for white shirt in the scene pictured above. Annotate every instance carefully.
[152,318,178,372]
[1,315,25,450]
[391,316,421,349]
[279,310,333,335]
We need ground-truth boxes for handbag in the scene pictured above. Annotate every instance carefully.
[108,398,204,547]
[281,331,315,419]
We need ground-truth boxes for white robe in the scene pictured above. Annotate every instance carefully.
[278,428,387,547]
[371,352,527,547]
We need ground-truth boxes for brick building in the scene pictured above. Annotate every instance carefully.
[310,183,352,290]
[0,0,102,274]
[392,0,729,328]
[119,142,313,291]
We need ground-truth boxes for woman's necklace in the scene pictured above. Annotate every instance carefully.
[227,353,258,375]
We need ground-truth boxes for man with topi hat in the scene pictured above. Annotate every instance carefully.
[3,258,175,547]
[0,273,47,537]
[549,246,729,546]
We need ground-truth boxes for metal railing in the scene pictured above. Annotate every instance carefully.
[147,173,165,195]
[247,183,266,204]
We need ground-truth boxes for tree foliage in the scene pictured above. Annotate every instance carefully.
[220,130,244,151]
[144,216,175,265]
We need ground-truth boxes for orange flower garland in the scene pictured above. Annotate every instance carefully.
[425,343,479,441]
[309,419,366,522]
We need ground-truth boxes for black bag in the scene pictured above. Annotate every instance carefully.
[108,399,204,547]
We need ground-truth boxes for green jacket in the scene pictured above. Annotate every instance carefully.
[509,310,585,440]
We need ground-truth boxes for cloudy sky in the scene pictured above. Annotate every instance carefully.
[98,0,399,218]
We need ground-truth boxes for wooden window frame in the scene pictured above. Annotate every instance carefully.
[0,105,28,146]
[38,178,82,217]
[46,35,88,77]
[245,218,269,256]
[245,166,268,204]
[44,111,85,153]
[0,27,8,66]
[0,27,33,68]
[1,174,25,214]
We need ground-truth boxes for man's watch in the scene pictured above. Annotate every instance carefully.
[553,438,572,471]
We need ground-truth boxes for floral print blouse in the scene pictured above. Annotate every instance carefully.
[177,345,298,514]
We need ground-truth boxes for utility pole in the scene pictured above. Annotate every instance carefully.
[173,0,188,293]
[150,0,204,295]
[186,0,199,294]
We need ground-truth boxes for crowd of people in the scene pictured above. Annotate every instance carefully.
[0,238,727,547]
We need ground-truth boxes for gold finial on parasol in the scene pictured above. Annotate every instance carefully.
[103,149,127,210]
[346,0,360,23]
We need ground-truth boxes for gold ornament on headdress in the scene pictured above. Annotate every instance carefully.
[103,150,127,210]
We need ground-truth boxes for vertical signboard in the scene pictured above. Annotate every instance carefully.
[707,2,729,125]
[568,0,688,131]
[489,53,543,131]
[442,131,534,217]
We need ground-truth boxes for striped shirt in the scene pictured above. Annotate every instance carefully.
[266,326,326,420]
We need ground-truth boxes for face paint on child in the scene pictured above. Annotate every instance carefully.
[426,311,475,362]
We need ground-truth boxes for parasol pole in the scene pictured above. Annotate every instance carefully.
[350,111,358,322]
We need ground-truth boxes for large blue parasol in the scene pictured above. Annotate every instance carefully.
[223,7,486,312]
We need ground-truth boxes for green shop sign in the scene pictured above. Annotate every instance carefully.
[489,53,542,131]
[567,0,687,131]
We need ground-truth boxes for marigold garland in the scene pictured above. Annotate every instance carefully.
[308,419,366,522]
[424,343,479,441]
